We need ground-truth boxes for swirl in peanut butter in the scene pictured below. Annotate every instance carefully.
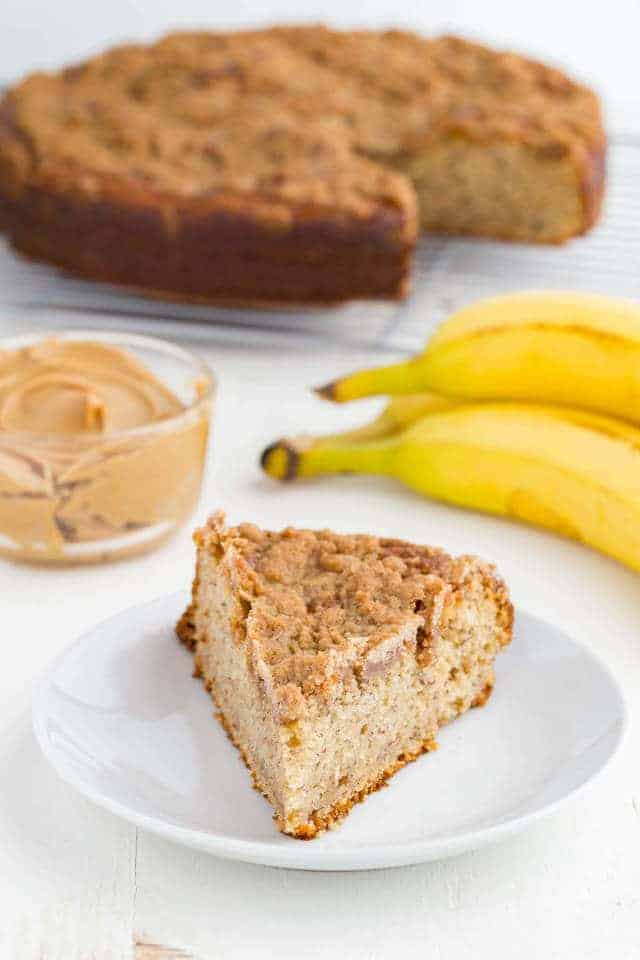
[0,338,209,562]
[0,339,183,433]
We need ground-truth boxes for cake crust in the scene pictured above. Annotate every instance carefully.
[179,513,513,838]
[0,27,605,306]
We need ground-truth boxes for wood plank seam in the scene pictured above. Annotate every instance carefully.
[133,937,195,959]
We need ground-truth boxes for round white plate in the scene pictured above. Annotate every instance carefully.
[33,591,627,871]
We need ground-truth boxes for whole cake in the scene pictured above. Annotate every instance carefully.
[178,513,513,838]
[0,28,605,306]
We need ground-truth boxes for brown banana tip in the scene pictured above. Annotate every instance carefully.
[260,440,300,483]
[314,380,339,402]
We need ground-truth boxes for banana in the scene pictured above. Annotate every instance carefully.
[316,292,640,425]
[317,393,455,445]
[261,402,640,572]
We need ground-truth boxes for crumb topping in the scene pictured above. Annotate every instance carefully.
[194,513,512,720]
[2,27,602,217]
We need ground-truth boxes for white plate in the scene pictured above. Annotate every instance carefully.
[33,592,627,871]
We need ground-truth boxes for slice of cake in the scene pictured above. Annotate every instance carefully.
[178,513,513,839]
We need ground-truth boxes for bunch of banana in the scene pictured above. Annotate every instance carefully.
[261,292,640,573]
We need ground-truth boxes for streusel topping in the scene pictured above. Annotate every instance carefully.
[3,27,602,211]
[195,513,511,720]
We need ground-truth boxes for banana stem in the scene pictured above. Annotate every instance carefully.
[316,356,429,403]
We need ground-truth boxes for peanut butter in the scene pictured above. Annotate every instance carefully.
[0,336,210,562]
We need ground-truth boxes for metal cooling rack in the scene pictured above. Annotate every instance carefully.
[0,138,637,356]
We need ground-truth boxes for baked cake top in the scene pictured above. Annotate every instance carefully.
[187,513,512,721]
[1,27,602,222]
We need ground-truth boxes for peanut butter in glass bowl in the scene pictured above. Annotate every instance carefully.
[0,330,213,563]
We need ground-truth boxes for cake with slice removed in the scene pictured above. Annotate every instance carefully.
[177,513,513,838]
[0,28,605,306]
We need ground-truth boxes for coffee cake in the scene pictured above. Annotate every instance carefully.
[0,28,605,306]
[177,513,513,838]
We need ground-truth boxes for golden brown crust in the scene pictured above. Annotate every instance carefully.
[0,27,605,305]
[0,103,413,304]
[471,680,495,708]
[176,603,197,651]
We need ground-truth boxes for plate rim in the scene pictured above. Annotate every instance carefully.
[32,591,629,871]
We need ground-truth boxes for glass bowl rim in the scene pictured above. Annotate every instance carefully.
[0,327,215,443]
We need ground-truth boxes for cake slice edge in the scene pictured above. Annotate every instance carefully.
[177,515,513,839]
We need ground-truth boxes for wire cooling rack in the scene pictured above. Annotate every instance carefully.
[0,138,637,356]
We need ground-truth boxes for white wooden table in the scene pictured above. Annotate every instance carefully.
[1,4,640,957]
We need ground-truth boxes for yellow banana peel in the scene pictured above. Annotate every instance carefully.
[261,402,640,572]
[316,393,454,446]
[316,292,640,425]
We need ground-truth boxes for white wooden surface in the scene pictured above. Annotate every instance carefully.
[0,343,639,959]
[1,3,640,957]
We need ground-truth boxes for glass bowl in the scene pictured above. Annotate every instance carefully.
[0,329,214,564]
